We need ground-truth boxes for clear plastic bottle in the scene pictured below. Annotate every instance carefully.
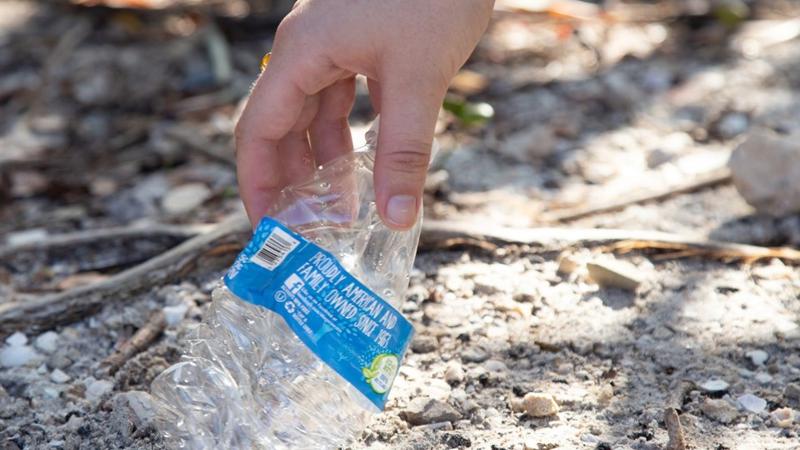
[150,123,424,449]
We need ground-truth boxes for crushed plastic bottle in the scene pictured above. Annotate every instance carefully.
[150,121,426,449]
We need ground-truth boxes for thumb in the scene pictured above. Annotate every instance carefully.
[374,75,445,230]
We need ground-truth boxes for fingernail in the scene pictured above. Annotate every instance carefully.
[386,195,417,228]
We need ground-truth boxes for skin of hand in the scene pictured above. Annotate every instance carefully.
[235,0,495,229]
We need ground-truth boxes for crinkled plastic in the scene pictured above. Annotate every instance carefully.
[150,121,425,449]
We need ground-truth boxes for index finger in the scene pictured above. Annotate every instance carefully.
[234,54,308,227]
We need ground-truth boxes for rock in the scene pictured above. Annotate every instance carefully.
[410,335,438,354]
[34,331,59,354]
[0,344,40,368]
[770,407,794,428]
[49,353,72,370]
[646,148,675,168]
[586,259,642,291]
[748,349,769,366]
[523,392,559,417]
[716,112,749,139]
[442,432,471,448]
[162,304,188,326]
[115,391,155,424]
[729,130,800,215]
[510,397,526,413]
[701,398,739,424]
[485,359,508,373]
[161,182,212,215]
[700,379,729,393]
[755,373,773,384]
[7,332,28,347]
[738,394,767,414]
[784,383,800,401]
[50,369,71,384]
[401,397,462,426]
[444,362,465,385]
[596,384,614,407]
[85,378,114,402]
[461,346,489,363]
[498,126,557,162]
[557,253,579,275]
[581,433,601,444]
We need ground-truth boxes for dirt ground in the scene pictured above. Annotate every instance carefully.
[2,1,800,449]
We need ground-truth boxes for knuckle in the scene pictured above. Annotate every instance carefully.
[275,13,302,40]
[381,141,431,175]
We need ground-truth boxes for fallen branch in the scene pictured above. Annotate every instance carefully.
[664,408,687,450]
[542,167,732,222]
[0,223,212,264]
[420,221,800,263]
[98,310,166,376]
[0,213,250,336]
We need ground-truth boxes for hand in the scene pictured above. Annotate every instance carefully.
[235,0,494,229]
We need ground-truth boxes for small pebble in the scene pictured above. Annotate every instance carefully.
[523,392,559,417]
[401,397,462,426]
[410,335,438,354]
[484,359,508,372]
[161,183,211,215]
[163,304,189,326]
[34,331,59,354]
[748,350,769,366]
[755,373,773,384]
[581,433,601,444]
[700,379,729,393]
[701,398,739,424]
[557,254,579,275]
[510,397,526,413]
[50,369,71,384]
[771,407,795,428]
[85,378,114,402]
[6,332,28,347]
[461,347,489,363]
[586,259,642,291]
[784,383,800,401]
[717,112,749,139]
[738,393,767,414]
[646,148,675,168]
[444,363,465,385]
[0,345,40,368]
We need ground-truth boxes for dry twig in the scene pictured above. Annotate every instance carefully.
[543,168,732,222]
[0,223,212,263]
[0,213,250,336]
[664,408,687,450]
[421,221,800,263]
[98,310,166,376]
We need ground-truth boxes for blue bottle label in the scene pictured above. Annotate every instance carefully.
[224,216,414,409]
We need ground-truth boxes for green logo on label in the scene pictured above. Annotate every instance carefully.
[362,354,399,394]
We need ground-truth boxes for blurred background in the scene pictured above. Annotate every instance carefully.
[2,1,800,449]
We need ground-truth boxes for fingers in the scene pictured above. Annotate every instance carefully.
[367,78,381,114]
[234,13,341,227]
[309,77,356,165]
[278,94,320,185]
[234,53,309,225]
[373,73,446,230]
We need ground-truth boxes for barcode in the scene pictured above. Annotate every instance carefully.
[250,227,299,270]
